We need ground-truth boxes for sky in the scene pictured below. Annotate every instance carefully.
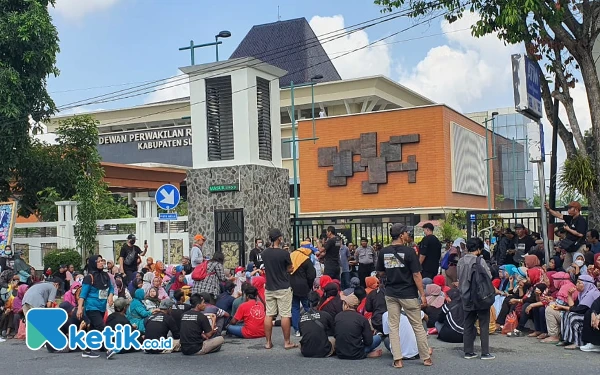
[46,0,592,182]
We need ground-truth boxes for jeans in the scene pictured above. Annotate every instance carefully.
[227,324,245,338]
[292,296,310,332]
[464,309,490,355]
[365,334,382,353]
[533,306,548,333]
[341,272,351,290]
[518,303,533,331]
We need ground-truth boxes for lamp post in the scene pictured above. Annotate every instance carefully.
[484,111,499,210]
[179,30,231,65]
[285,75,323,247]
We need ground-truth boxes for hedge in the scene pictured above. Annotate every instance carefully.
[43,249,82,273]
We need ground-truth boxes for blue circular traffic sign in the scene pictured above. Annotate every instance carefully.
[155,184,181,210]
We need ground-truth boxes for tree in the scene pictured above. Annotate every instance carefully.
[0,0,59,200]
[375,0,600,226]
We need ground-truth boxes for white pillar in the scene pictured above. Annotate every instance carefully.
[55,201,78,250]
[135,197,157,260]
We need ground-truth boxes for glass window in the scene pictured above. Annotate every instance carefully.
[281,138,298,159]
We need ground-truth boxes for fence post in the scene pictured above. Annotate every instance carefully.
[55,201,78,250]
[134,197,157,260]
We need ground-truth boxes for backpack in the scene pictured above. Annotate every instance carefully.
[440,251,450,270]
[468,257,495,310]
[124,246,137,266]
[191,260,214,281]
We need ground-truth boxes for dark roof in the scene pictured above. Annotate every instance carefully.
[230,18,341,87]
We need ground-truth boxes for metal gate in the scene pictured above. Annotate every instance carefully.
[214,209,245,269]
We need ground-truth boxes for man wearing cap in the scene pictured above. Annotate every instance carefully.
[334,293,382,359]
[513,224,536,264]
[145,299,181,354]
[191,234,206,267]
[119,234,147,284]
[261,228,297,350]
[376,223,432,368]
[545,200,588,269]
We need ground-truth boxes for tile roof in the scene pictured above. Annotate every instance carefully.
[230,17,341,87]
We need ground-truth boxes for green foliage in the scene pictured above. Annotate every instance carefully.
[438,219,462,242]
[157,199,188,216]
[560,152,598,197]
[43,248,82,273]
[0,0,60,200]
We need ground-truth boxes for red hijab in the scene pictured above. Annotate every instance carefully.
[170,272,186,291]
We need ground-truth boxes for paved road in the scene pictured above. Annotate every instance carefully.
[1,330,598,374]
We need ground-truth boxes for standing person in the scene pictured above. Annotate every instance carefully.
[545,201,588,269]
[289,243,316,337]
[249,238,265,268]
[180,294,224,355]
[118,234,147,284]
[419,223,442,279]
[261,228,297,350]
[457,238,495,360]
[77,255,115,359]
[356,238,376,288]
[190,234,205,267]
[376,224,432,369]
[317,227,341,280]
[339,241,351,290]
[513,224,535,265]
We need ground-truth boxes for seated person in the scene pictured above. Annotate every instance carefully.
[318,283,343,319]
[199,292,230,333]
[127,289,155,334]
[436,288,464,343]
[423,284,444,328]
[216,281,237,315]
[334,294,382,360]
[382,309,426,360]
[170,289,191,328]
[46,302,84,353]
[105,297,139,355]
[299,291,335,358]
[226,286,265,339]
[144,299,181,354]
[180,294,225,356]
[231,282,250,317]
[365,279,387,333]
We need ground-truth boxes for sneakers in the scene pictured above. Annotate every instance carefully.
[580,343,600,352]
[82,350,100,358]
[295,331,301,337]
[106,349,117,359]
[464,352,478,359]
[0,337,6,343]
[481,353,496,360]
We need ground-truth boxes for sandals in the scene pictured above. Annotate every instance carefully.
[506,330,523,337]
[564,344,578,350]
[423,358,433,366]
[527,331,541,338]
[537,333,549,340]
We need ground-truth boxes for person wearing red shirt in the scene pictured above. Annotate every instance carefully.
[226,286,266,339]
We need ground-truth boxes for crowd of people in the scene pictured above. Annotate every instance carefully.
[0,200,599,366]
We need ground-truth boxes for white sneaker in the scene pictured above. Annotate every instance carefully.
[580,343,600,352]
[295,331,301,337]
[0,338,6,343]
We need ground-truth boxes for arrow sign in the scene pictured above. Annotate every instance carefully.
[155,184,181,210]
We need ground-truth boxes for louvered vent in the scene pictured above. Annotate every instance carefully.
[256,77,272,161]
[206,76,234,161]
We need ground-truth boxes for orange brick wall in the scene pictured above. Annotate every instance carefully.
[297,105,493,213]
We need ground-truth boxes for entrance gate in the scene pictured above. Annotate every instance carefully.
[214,209,245,269]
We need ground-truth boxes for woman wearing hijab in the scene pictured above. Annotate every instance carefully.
[141,272,154,294]
[548,256,564,273]
[580,294,600,352]
[342,277,360,297]
[541,271,578,343]
[128,272,143,294]
[142,257,155,273]
[436,288,464,343]
[444,240,463,286]
[587,253,600,283]
[154,260,165,280]
[424,284,444,328]
[63,281,81,307]
[524,254,541,269]
[567,252,588,277]
[318,283,343,319]
[554,275,600,349]
[106,275,131,315]
[169,272,187,296]
[365,276,379,295]
[495,267,529,327]
[127,288,154,334]
[77,255,114,358]
[150,277,168,300]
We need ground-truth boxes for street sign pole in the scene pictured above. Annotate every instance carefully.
[155,184,181,266]
[167,208,171,265]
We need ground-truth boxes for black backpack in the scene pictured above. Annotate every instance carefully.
[468,257,495,310]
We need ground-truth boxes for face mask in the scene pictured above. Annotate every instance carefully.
[130,239,136,245]
[258,243,263,248]
[574,259,585,267]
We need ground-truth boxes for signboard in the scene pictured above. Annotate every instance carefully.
[158,213,178,221]
[0,201,17,254]
[99,126,192,151]
[511,54,543,120]
[470,214,476,223]
[209,184,240,193]
[155,184,181,210]
[527,121,545,163]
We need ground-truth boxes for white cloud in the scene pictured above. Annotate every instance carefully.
[144,73,190,104]
[52,0,119,20]
[399,12,521,111]
[309,15,392,79]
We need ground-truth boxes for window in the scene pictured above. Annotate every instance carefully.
[289,183,300,198]
[256,77,272,161]
[205,76,234,161]
[281,138,298,159]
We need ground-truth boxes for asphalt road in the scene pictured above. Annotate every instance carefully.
[1,330,598,374]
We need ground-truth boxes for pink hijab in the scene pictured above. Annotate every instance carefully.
[12,284,28,312]
[63,282,81,307]
[553,272,577,302]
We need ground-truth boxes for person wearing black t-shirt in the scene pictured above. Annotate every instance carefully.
[299,291,336,357]
[118,234,147,284]
[376,224,432,369]
[318,226,341,280]
[144,299,181,354]
[334,294,382,359]
[545,200,588,269]
[105,298,140,354]
[513,224,536,265]
[418,223,442,279]
[170,289,191,327]
[180,293,224,355]
[249,238,265,268]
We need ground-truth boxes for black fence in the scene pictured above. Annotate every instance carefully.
[291,214,419,246]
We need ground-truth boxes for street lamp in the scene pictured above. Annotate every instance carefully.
[215,30,232,62]
[484,111,499,210]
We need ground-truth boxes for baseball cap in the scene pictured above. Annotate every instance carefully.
[59,264,67,268]
[194,234,206,242]
[390,223,408,238]
[127,234,136,241]
[341,293,360,308]
[568,201,582,211]
[113,297,129,312]
[268,228,283,242]
[159,299,174,310]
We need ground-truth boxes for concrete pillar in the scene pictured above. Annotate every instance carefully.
[135,196,157,259]
[55,201,78,250]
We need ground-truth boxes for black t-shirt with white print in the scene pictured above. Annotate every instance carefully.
[376,244,421,299]
[180,310,213,355]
